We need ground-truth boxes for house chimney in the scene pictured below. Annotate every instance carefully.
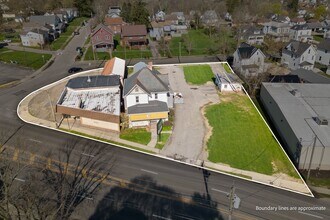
[147,61,153,70]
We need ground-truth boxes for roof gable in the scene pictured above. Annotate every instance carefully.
[91,23,114,37]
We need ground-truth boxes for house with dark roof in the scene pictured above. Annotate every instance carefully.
[233,43,266,78]
[281,41,316,70]
[241,26,265,45]
[91,24,114,52]
[121,25,147,49]
[289,68,330,84]
[290,24,312,42]
[268,75,301,83]
[56,75,121,132]
[123,65,173,127]
[107,6,121,18]
[316,39,330,66]
[306,22,323,34]
[29,15,61,31]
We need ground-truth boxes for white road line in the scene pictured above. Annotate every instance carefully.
[81,152,95,157]
[152,214,172,220]
[29,138,42,143]
[141,169,158,175]
[298,211,323,219]
[211,188,229,195]
[14,178,26,182]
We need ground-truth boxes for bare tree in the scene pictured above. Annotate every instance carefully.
[0,136,114,219]
[183,34,193,55]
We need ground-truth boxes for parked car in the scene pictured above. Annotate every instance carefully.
[73,31,80,35]
[76,47,82,52]
[68,67,83,73]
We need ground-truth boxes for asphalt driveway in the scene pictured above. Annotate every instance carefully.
[158,65,219,164]
[0,63,33,85]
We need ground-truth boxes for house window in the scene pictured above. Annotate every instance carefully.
[96,36,99,40]
[105,35,109,40]
[155,93,158,99]
[258,57,260,62]
[308,49,310,54]
[325,50,328,54]
[312,55,314,60]
[135,96,139,103]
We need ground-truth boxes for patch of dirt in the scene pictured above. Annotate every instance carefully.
[200,102,215,161]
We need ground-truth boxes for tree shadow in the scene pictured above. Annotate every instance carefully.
[90,175,223,220]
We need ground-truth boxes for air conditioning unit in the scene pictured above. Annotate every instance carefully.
[314,116,328,126]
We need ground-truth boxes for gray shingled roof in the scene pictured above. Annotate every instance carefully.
[237,43,259,59]
[123,67,169,96]
[283,41,312,57]
[66,75,120,89]
[290,69,330,84]
[30,15,58,25]
[318,39,330,51]
[127,100,168,114]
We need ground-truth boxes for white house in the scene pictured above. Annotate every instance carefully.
[290,24,312,42]
[241,26,265,45]
[316,39,330,66]
[262,21,291,42]
[233,43,266,78]
[123,66,174,127]
[155,10,166,22]
[20,29,48,47]
[281,41,316,70]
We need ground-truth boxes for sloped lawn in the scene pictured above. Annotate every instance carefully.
[205,93,299,178]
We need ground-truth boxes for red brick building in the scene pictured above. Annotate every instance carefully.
[91,23,114,52]
[104,17,126,35]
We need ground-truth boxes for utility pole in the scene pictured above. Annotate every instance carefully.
[228,183,235,220]
[46,90,58,128]
[307,135,317,180]
[179,42,181,58]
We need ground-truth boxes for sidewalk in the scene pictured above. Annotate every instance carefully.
[205,161,310,194]
[17,85,160,154]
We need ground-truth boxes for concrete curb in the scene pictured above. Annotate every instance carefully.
[17,62,314,197]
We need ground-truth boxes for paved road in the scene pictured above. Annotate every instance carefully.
[0,22,329,219]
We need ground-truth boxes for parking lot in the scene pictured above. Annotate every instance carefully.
[158,65,219,163]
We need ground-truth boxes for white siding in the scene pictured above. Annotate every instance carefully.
[149,92,167,103]
[316,49,330,66]
[126,94,149,108]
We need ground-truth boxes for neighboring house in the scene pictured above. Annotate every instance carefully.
[262,21,291,42]
[101,57,126,81]
[316,39,330,66]
[149,21,170,40]
[2,12,15,20]
[121,25,147,49]
[22,22,58,40]
[91,24,114,52]
[108,6,121,18]
[260,83,330,170]
[289,68,330,83]
[20,29,49,47]
[155,10,166,22]
[281,41,316,70]
[62,7,79,21]
[290,24,312,42]
[123,66,173,128]
[290,17,306,26]
[104,17,126,35]
[29,15,60,31]
[56,75,121,132]
[200,10,218,26]
[306,22,323,33]
[233,43,265,78]
[133,61,148,73]
[241,26,265,45]
[171,12,185,25]
[273,14,290,24]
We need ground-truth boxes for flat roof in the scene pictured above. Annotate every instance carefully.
[128,100,168,115]
[59,87,120,115]
[66,75,120,89]
[262,83,330,148]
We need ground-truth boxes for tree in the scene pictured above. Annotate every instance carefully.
[74,0,93,17]
[226,0,239,14]
[287,0,298,13]
[130,0,150,27]
[0,137,114,219]
[314,5,327,20]
[183,34,193,55]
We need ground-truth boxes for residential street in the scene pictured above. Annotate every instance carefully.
[0,19,329,220]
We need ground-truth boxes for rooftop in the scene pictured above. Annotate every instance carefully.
[121,25,147,37]
[66,75,120,90]
[290,69,330,84]
[101,57,126,78]
[262,83,330,148]
[127,100,168,114]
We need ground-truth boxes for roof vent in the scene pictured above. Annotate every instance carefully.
[313,116,328,126]
[290,89,301,97]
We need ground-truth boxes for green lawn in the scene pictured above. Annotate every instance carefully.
[0,48,52,69]
[0,32,21,43]
[155,133,171,149]
[168,29,219,56]
[205,93,299,178]
[120,128,151,145]
[50,17,88,50]
[222,63,232,73]
[313,35,323,42]
[183,65,214,85]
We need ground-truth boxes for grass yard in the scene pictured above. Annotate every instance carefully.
[183,65,214,85]
[222,63,232,73]
[205,93,299,178]
[0,32,21,43]
[0,48,51,69]
[313,35,323,42]
[50,17,88,50]
[155,133,171,150]
[120,128,151,145]
[168,29,219,56]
